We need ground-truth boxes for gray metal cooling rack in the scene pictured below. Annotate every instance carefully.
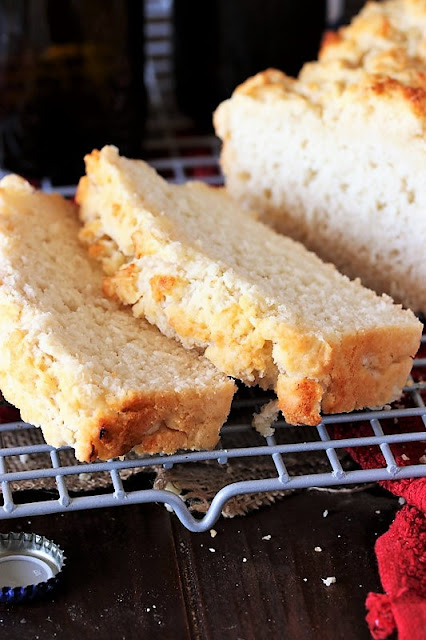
[0,347,426,532]
[1,0,426,531]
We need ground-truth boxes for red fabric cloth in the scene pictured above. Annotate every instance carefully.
[366,505,426,640]
[330,415,426,640]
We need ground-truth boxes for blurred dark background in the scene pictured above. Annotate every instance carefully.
[0,0,145,182]
[0,0,369,182]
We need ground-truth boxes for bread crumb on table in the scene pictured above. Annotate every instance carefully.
[321,577,336,587]
[164,481,182,496]
[262,535,272,541]
[323,509,329,518]
[314,546,322,552]
[210,529,217,538]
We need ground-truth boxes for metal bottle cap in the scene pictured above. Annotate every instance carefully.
[0,532,65,603]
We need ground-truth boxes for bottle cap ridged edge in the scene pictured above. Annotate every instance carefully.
[0,532,65,604]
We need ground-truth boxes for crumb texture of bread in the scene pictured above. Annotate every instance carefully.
[77,146,422,427]
[214,0,426,313]
[0,175,235,462]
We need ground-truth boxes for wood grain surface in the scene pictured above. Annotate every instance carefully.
[0,486,398,640]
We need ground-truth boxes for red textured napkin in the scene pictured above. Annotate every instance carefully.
[330,415,426,640]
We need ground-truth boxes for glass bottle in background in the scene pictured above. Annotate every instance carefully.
[0,0,145,183]
[173,0,327,131]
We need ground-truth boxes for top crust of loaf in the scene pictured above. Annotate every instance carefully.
[77,146,422,426]
[0,175,235,461]
[215,0,426,135]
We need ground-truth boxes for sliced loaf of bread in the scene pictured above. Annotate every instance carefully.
[77,146,422,426]
[0,175,235,461]
[214,0,426,313]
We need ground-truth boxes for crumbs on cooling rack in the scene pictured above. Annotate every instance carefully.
[401,453,410,461]
[252,400,280,437]
[419,455,426,464]
[321,576,336,587]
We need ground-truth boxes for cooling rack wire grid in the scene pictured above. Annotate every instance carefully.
[0,0,425,531]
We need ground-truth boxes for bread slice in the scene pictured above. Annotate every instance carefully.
[76,146,422,426]
[0,175,235,462]
[214,0,426,313]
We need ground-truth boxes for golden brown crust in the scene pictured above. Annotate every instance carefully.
[275,324,420,426]
[319,30,343,55]
[149,274,188,304]
[276,376,323,426]
[224,0,426,126]
[103,264,138,302]
[87,385,235,462]
[232,68,298,103]
[230,64,426,123]
[369,76,426,117]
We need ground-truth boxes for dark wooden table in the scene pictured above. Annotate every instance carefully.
[0,487,398,640]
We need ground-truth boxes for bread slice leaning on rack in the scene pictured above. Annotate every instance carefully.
[0,175,235,462]
[214,0,426,313]
[76,145,422,427]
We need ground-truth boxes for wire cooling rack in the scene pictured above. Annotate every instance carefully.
[0,349,425,532]
[1,0,426,531]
